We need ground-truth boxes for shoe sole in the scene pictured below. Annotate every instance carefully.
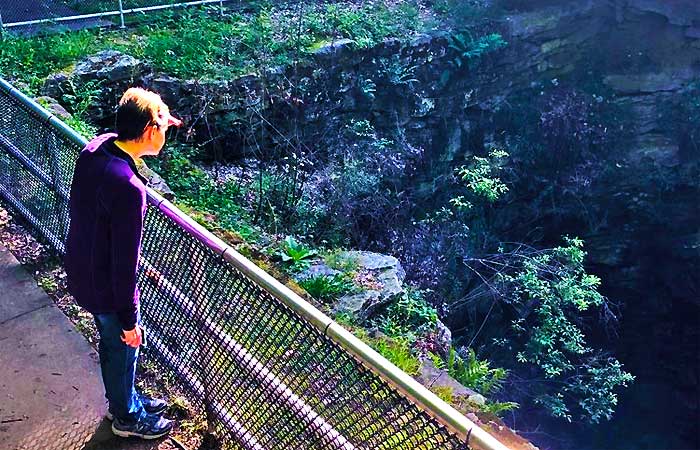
[111,423,172,440]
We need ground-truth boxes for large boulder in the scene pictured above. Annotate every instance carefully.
[332,251,406,320]
[42,51,152,122]
[72,50,149,83]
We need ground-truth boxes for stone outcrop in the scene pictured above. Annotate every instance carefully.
[43,50,151,122]
[42,0,699,168]
[34,96,72,120]
[331,251,406,320]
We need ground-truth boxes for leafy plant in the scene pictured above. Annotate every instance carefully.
[278,236,317,271]
[61,79,102,137]
[334,310,357,327]
[452,149,510,210]
[450,32,507,67]
[373,289,438,340]
[379,55,418,86]
[430,385,455,403]
[371,336,421,376]
[429,348,517,417]
[481,400,520,416]
[447,347,508,396]
[441,32,507,85]
[467,237,634,423]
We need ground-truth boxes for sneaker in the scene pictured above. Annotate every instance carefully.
[112,413,173,440]
[106,396,168,421]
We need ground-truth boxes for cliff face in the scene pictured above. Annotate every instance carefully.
[291,2,699,447]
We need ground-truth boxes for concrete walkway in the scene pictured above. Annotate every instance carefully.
[0,244,172,450]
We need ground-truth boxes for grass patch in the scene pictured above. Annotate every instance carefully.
[298,273,354,302]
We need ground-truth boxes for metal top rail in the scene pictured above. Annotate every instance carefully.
[0,77,510,450]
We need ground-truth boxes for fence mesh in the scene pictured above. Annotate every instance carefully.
[0,79,469,449]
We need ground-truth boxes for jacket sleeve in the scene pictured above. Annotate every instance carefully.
[110,176,146,330]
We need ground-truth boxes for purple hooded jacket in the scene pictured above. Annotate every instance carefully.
[64,133,147,330]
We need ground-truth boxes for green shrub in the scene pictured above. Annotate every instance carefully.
[453,149,510,206]
[373,289,438,341]
[278,236,317,272]
[440,32,507,85]
[429,347,517,417]
[475,237,635,423]
[447,347,507,396]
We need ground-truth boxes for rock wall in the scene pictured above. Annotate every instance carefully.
[47,1,699,168]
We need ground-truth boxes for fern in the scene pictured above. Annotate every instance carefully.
[448,348,507,396]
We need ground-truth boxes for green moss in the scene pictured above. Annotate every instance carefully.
[430,385,455,403]
[322,249,360,272]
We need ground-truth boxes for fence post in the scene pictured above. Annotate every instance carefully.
[0,10,5,33]
[118,0,126,28]
[219,0,224,17]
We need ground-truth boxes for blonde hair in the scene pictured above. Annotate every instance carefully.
[116,88,168,141]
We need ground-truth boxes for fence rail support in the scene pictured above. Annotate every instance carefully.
[118,0,126,28]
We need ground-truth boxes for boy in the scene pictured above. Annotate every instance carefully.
[65,87,181,439]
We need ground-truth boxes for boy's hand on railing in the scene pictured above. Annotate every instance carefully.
[121,326,142,348]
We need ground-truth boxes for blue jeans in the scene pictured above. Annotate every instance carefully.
[93,312,145,423]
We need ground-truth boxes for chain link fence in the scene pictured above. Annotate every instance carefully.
[0,77,510,450]
[0,0,231,33]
